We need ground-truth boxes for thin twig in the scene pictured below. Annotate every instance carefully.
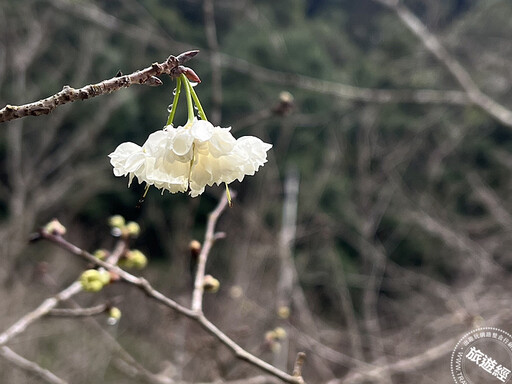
[0,50,198,123]
[49,1,473,107]
[0,281,82,346]
[373,0,512,128]
[47,303,110,317]
[191,194,230,312]
[0,346,68,384]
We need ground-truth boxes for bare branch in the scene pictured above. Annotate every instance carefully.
[373,0,512,127]
[191,194,230,312]
[0,51,199,123]
[0,281,82,346]
[0,346,68,384]
[51,0,473,108]
[47,303,110,318]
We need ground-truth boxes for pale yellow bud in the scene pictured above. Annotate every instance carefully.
[277,306,290,319]
[203,275,220,293]
[44,219,67,236]
[273,327,287,340]
[125,221,141,237]
[108,215,125,228]
[109,307,122,320]
[94,249,108,260]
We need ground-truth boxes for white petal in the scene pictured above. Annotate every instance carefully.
[208,127,236,158]
[171,127,194,156]
[190,120,214,142]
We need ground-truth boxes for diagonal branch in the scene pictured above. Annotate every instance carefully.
[39,221,306,384]
[373,0,512,128]
[0,50,198,123]
[0,346,68,384]
[0,281,82,346]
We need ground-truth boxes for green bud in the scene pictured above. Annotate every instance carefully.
[125,221,141,237]
[118,257,135,269]
[108,215,125,228]
[109,307,122,320]
[98,270,111,285]
[121,250,147,269]
[79,269,104,292]
[93,249,108,260]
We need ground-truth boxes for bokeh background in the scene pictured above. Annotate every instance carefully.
[1,0,512,383]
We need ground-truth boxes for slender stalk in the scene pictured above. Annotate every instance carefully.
[189,80,208,121]
[181,74,195,124]
[166,77,182,126]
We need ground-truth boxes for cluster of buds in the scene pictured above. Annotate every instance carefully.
[265,327,287,353]
[118,249,148,269]
[79,269,111,292]
[108,215,141,238]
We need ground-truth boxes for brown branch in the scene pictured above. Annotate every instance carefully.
[373,0,512,128]
[39,222,305,383]
[0,346,68,384]
[0,50,199,123]
[50,1,473,108]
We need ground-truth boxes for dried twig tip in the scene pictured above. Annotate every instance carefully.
[292,352,306,378]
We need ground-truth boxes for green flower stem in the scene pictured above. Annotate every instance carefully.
[181,74,195,124]
[189,81,208,121]
[166,77,182,126]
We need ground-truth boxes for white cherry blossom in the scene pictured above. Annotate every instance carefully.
[109,118,272,197]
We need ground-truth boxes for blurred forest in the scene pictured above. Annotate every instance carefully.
[1,0,512,383]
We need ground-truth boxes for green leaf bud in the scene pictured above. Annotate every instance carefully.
[125,221,141,237]
[108,215,125,228]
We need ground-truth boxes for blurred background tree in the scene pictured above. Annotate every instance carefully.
[1,0,512,383]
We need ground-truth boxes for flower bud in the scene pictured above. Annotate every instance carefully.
[79,269,104,292]
[203,275,220,293]
[189,240,201,254]
[94,249,108,260]
[122,250,147,269]
[98,270,111,285]
[109,307,122,320]
[265,330,276,343]
[125,221,141,237]
[108,215,125,228]
[44,219,67,236]
[273,327,287,340]
[277,306,290,319]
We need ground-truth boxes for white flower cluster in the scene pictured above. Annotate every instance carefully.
[109,119,272,197]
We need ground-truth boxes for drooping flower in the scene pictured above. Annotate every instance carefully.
[109,118,272,197]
